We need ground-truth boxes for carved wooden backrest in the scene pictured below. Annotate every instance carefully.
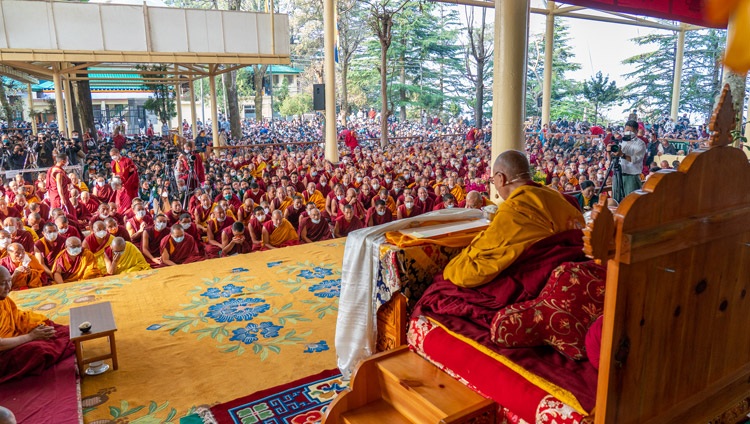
[583,194,615,263]
[596,85,750,423]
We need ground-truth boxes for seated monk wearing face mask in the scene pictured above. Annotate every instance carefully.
[299,208,332,243]
[34,223,67,279]
[261,210,299,249]
[0,266,75,384]
[160,225,203,266]
[104,237,151,275]
[333,204,364,238]
[0,243,46,290]
[52,237,102,284]
[82,221,114,274]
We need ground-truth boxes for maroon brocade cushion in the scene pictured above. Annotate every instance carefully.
[490,261,607,360]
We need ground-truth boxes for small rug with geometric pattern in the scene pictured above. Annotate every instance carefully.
[197,368,347,424]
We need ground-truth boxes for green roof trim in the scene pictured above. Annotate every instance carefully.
[266,65,302,74]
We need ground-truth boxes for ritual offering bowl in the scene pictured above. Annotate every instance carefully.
[79,321,92,333]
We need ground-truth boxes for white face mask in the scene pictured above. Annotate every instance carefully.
[181,222,191,230]
[376,210,386,216]
[95,230,108,239]
[155,222,167,231]
[263,207,270,214]
[0,239,8,249]
[172,235,184,243]
[446,204,455,209]
[45,232,58,242]
[311,218,321,225]
[256,215,265,222]
[59,226,69,234]
[385,179,392,184]
[372,184,380,190]
[67,247,82,257]
[4,226,15,235]
[136,210,146,219]
[405,202,413,209]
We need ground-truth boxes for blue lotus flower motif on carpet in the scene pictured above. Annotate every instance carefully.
[206,298,271,323]
[308,279,341,298]
[230,321,284,345]
[304,340,329,353]
[201,283,245,299]
[266,261,283,268]
[297,267,334,280]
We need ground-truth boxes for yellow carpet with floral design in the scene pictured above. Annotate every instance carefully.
[9,240,346,423]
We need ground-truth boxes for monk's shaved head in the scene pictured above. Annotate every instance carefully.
[493,150,531,180]
[111,237,126,250]
[92,221,106,232]
[0,405,16,423]
[66,237,82,247]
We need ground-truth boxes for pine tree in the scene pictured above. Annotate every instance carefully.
[525,20,582,119]
[582,71,619,124]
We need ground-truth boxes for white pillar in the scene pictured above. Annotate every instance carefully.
[491,0,529,168]
[189,78,198,139]
[541,1,555,127]
[26,83,37,136]
[323,0,339,162]
[209,74,220,148]
[175,65,182,136]
[52,67,65,135]
[63,77,75,138]
[670,28,685,122]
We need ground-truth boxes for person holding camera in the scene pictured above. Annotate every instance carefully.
[609,120,646,202]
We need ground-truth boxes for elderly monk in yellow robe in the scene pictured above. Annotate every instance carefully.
[0,266,74,383]
[444,150,584,288]
[302,182,327,211]
[103,237,151,275]
[0,243,46,290]
[262,210,299,249]
[52,237,102,284]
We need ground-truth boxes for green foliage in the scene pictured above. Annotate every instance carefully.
[526,21,582,119]
[279,93,313,117]
[138,65,176,125]
[582,71,619,124]
[622,28,726,121]
[273,77,290,113]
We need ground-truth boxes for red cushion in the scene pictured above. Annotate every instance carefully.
[490,261,606,360]
[585,316,604,369]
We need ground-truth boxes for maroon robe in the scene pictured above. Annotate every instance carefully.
[93,184,114,204]
[109,226,131,243]
[81,197,101,215]
[83,233,113,255]
[126,215,154,245]
[248,217,265,250]
[0,206,21,222]
[299,216,332,243]
[160,233,203,265]
[143,227,170,265]
[365,207,393,227]
[0,321,74,384]
[398,204,423,219]
[34,236,67,269]
[166,210,182,226]
[58,225,81,241]
[334,215,364,237]
[12,230,35,253]
[111,156,139,200]
[284,205,305,229]
[416,197,435,213]
[244,189,266,205]
[114,189,132,217]
[221,226,253,255]
[205,217,235,257]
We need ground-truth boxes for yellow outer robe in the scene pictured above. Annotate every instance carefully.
[305,190,327,211]
[444,184,584,288]
[53,250,102,283]
[0,297,46,338]
[269,219,299,247]
[110,242,152,275]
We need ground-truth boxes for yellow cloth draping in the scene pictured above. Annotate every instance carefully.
[53,251,102,283]
[706,0,750,73]
[269,219,298,247]
[10,240,346,423]
[444,185,584,288]
[384,221,487,249]
[450,186,466,203]
[0,297,46,338]
[112,243,151,275]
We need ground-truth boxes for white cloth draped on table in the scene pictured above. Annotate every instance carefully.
[335,208,484,378]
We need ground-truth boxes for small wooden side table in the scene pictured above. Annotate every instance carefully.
[69,301,118,376]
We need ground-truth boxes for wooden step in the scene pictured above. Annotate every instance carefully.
[375,348,494,423]
[341,399,413,424]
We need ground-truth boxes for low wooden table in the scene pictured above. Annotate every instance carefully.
[69,301,118,376]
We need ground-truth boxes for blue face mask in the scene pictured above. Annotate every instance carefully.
[172,235,184,243]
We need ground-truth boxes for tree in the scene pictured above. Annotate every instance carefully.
[362,0,411,148]
[252,65,268,121]
[622,29,726,121]
[337,0,367,122]
[139,66,177,125]
[0,80,15,122]
[279,93,313,118]
[582,71,619,124]
[464,6,492,128]
[73,67,96,139]
[274,76,290,113]
[525,20,582,120]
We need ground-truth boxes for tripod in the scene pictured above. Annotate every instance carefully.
[599,152,625,203]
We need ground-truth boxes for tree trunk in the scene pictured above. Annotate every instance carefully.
[74,74,96,141]
[71,83,82,135]
[400,50,406,122]
[475,61,484,129]
[253,65,267,122]
[0,83,13,122]
[223,69,242,139]
[380,39,389,148]
[341,63,349,124]
[720,70,747,132]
